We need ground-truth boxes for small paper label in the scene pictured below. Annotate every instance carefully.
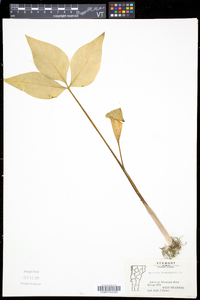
[124,259,196,298]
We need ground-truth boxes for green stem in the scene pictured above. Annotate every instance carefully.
[67,87,172,245]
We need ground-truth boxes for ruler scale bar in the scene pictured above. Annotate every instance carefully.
[10,3,106,18]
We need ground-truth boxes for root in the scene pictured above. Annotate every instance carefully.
[160,237,185,259]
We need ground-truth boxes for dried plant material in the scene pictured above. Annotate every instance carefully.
[145,205,173,245]
[4,72,66,99]
[106,108,125,142]
[4,32,182,259]
[70,32,105,87]
[161,237,183,259]
[26,35,69,83]
[105,108,125,122]
[110,119,123,143]
[106,108,124,167]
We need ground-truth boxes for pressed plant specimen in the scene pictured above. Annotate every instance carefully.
[4,32,183,259]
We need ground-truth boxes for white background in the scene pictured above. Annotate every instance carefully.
[3,19,197,296]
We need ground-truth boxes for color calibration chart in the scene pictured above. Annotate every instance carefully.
[109,2,135,18]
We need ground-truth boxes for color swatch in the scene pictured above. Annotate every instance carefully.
[109,2,135,18]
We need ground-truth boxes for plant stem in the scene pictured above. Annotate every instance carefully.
[68,88,122,168]
[68,87,173,246]
[117,141,124,168]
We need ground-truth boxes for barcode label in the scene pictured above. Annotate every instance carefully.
[95,284,124,294]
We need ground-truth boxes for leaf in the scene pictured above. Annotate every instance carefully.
[110,119,123,143]
[26,35,69,83]
[70,32,105,87]
[105,108,125,122]
[4,72,66,99]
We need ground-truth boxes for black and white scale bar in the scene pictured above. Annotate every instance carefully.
[10,4,106,18]
[10,4,79,10]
